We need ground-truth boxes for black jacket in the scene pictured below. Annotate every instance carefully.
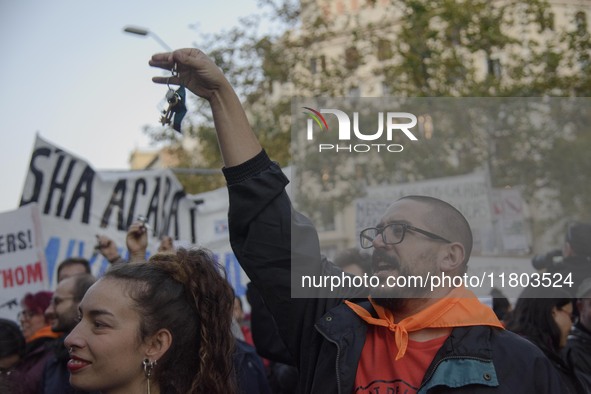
[565,322,591,391]
[234,339,272,394]
[224,150,564,393]
[517,333,587,394]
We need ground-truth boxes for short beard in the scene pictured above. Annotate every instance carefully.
[369,249,436,302]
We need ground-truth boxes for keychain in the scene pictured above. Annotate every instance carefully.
[159,63,187,133]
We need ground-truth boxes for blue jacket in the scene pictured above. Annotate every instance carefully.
[315,301,564,393]
[224,150,564,393]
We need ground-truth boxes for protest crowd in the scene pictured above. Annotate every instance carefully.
[1,47,591,394]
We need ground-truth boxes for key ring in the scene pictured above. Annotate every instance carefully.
[167,63,179,90]
[158,62,186,132]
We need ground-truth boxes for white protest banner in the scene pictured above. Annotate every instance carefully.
[490,187,530,253]
[0,203,48,320]
[19,135,200,287]
[356,171,496,254]
[190,187,249,298]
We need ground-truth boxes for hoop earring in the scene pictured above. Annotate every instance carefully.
[142,358,157,394]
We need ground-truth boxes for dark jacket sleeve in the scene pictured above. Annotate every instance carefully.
[224,150,364,365]
[564,335,591,393]
[246,282,294,365]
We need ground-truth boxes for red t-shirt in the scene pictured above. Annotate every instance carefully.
[353,325,448,393]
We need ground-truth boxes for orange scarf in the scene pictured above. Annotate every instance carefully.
[27,325,61,343]
[345,287,503,360]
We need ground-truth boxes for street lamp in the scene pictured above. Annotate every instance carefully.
[123,26,172,51]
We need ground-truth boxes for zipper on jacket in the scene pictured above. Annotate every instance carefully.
[316,323,343,394]
[419,355,494,392]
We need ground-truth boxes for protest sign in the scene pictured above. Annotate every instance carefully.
[189,187,249,298]
[16,135,252,296]
[356,171,496,254]
[19,135,202,287]
[355,171,530,255]
[0,203,48,320]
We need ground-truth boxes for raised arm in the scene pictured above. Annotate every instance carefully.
[148,48,363,371]
[149,48,261,167]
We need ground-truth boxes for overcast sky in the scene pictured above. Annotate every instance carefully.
[0,0,264,213]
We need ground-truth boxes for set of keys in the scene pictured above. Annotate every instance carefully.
[159,63,187,133]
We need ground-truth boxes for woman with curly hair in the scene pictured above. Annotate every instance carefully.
[506,286,589,393]
[64,248,237,394]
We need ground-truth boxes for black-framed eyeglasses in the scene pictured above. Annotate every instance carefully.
[360,222,452,249]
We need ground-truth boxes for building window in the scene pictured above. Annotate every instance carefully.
[575,11,587,35]
[345,46,361,70]
[310,55,326,74]
[579,54,590,71]
[450,26,461,46]
[548,12,555,31]
[538,11,555,32]
[377,39,393,61]
[487,57,502,78]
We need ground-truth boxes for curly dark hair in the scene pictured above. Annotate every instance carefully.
[104,248,237,394]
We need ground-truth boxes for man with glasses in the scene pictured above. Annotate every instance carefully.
[358,211,466,302]
[41,274,96,394]
[149,48,563,393]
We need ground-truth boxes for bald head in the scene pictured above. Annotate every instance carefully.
[398,195,473,265]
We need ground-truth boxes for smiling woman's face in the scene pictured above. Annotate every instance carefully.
[64,278,150,394]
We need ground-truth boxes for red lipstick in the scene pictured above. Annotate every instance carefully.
[67,355,91,373]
